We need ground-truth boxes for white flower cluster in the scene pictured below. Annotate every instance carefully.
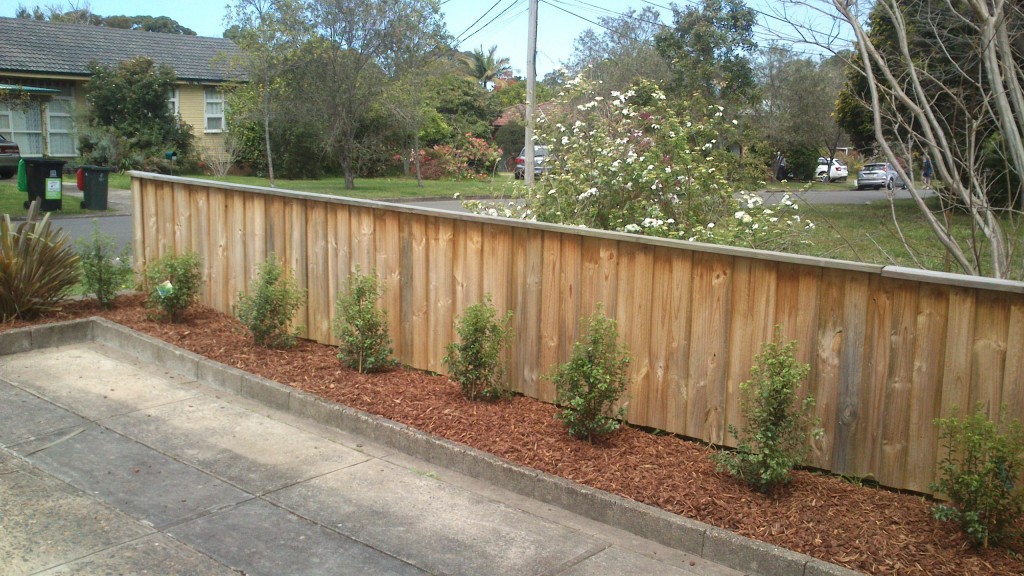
[491,74,816,250]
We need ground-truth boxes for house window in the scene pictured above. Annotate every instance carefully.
[0,100,44,156]
[204,88,225,132]
[168,87,179,116]
[46,87,76,156]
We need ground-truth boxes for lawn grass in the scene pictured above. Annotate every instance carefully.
[0,180,94,217]
[163,173,520,200]
[798,195,1022,277]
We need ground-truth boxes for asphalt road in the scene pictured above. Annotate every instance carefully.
[52,214,134,249]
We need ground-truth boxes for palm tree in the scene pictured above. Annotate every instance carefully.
[459,45,512,89]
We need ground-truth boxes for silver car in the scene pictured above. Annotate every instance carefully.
[856,162,905,190]
[513,146,550,179]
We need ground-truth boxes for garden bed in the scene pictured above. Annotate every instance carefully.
[4,294,1023,576]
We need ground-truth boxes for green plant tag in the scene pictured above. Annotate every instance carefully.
[45,178,62,199]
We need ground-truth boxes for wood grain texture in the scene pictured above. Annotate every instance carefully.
[686,252,732,444]
[723,259,777,448]
[431,218,455,375]
[907,284,948,492]
[131,178,144,276]
[616,242,654,426]
[537,231,563,403]
[305,201,330,343]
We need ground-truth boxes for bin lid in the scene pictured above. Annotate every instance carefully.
[83,165,114,172]
[23,157,67,167]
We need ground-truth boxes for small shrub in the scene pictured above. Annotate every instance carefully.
[144,251,202,323]
[443,294,514,401]
[551,307,630,442]
[76,220,133,308]
[713,328,823,493]
[332,269,396,373]
[234,255,306,348]
[0,204,81,321]
[930,404,1024,548]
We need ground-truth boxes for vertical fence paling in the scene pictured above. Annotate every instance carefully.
[132,175,1024,495]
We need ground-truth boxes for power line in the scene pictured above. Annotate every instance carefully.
[454,0,508,43]
[456,0,526,46]
[546,0,843,61]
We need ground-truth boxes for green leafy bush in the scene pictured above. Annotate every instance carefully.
[81,57,194,170]
[551,307,630,442]
[234,255,306,348]
[0,204,81,321]
[931,404,1024,548]
[443,294,514,401]
[76,220,133,308]
[713,329,823,493]
[144,251,202,323]
[332,269,396,373]
[493,75,813,251]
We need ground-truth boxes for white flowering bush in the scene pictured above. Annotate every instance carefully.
[475,75,812,251]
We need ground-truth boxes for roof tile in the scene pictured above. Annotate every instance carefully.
[0,17,243,82]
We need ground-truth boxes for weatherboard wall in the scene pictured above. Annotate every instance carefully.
[130,172,1024,495]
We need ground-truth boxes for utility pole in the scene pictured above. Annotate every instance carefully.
[524,0,538,187]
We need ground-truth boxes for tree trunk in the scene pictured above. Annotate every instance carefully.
[413,132,423,187]
[262,88,275,186]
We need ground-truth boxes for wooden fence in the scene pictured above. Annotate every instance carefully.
[130,172,1024,494]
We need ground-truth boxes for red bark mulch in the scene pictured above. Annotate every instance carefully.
[5,295,1023,575]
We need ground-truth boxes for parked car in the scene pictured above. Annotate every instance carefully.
[856,162,906,190]
[0,134,20,179]
[815,157,848,181]
[513,145,550,179]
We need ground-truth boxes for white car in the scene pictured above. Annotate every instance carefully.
[815,157,848,181]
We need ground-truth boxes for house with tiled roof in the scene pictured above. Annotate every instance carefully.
[0,17,242,161]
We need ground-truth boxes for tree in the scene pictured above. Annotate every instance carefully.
[226,0,311,185]
[752,46,849,180]
[298,0,447,189]
[822,0,1024,278]
[387,59,447,185]
[488,78,555,110]
[429,73,498,141]
[16,4,196,34]
[100,15,197,35]
[459,45,512,89]
[654,0,759,111]
[565,7,671,91]
[16,4,100,23]
[80,57,193,169]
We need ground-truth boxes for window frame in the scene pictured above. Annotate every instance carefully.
[46,87,76,157]
[168,87,180,117]
[0,100,44,156]
[204,87,225,133]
